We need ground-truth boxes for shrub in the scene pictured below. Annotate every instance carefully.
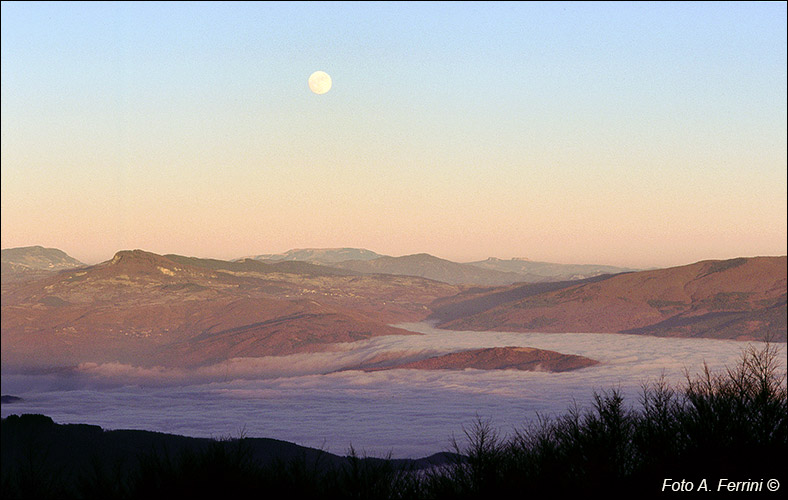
[428,342,787,497]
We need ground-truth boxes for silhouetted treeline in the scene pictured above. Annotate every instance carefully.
[2,343,786,499]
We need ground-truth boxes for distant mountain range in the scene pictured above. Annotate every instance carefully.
[1,246,637,286]
[467,257,639,281]
[242,247,384,263]
[1,245,85,277]
[242,248,636,285]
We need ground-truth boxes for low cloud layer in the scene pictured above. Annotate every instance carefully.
[2,323,784,458]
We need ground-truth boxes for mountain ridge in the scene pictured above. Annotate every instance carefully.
[241,248,640,285]
[436,256,787,341]
[0,249,459,369]
[242,247,384,264]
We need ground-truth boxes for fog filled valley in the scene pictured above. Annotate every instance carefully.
[2,322,786,459]
[2,247,786,460]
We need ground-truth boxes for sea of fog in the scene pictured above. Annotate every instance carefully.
[2,323,785,459]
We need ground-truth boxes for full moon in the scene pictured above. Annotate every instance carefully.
[308,71,332,95]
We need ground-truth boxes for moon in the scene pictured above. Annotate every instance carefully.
[308,71,332,95]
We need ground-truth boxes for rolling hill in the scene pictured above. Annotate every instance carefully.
[434,256,787,341]
[0,249,460,369]
[1,246,85,278]
[1,413,455,487]
[346,346,599,373]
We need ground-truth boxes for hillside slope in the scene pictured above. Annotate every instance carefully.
[1,249,459,369]
[437,257,786,341]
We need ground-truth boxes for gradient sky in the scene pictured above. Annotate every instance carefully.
[2,1,786,268]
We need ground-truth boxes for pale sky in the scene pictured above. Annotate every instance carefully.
[2,1,786,268]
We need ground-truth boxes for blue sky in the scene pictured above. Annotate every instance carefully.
[2,1,786,267]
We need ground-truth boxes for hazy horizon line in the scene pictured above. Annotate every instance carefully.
[3,242,786,270]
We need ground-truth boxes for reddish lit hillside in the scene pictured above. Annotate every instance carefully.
[438,257,786,341]
[1,250,459,369]
[352,346,599,373]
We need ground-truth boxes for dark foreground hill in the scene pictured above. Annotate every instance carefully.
[1,414,454,499]
[0,414,453,470]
